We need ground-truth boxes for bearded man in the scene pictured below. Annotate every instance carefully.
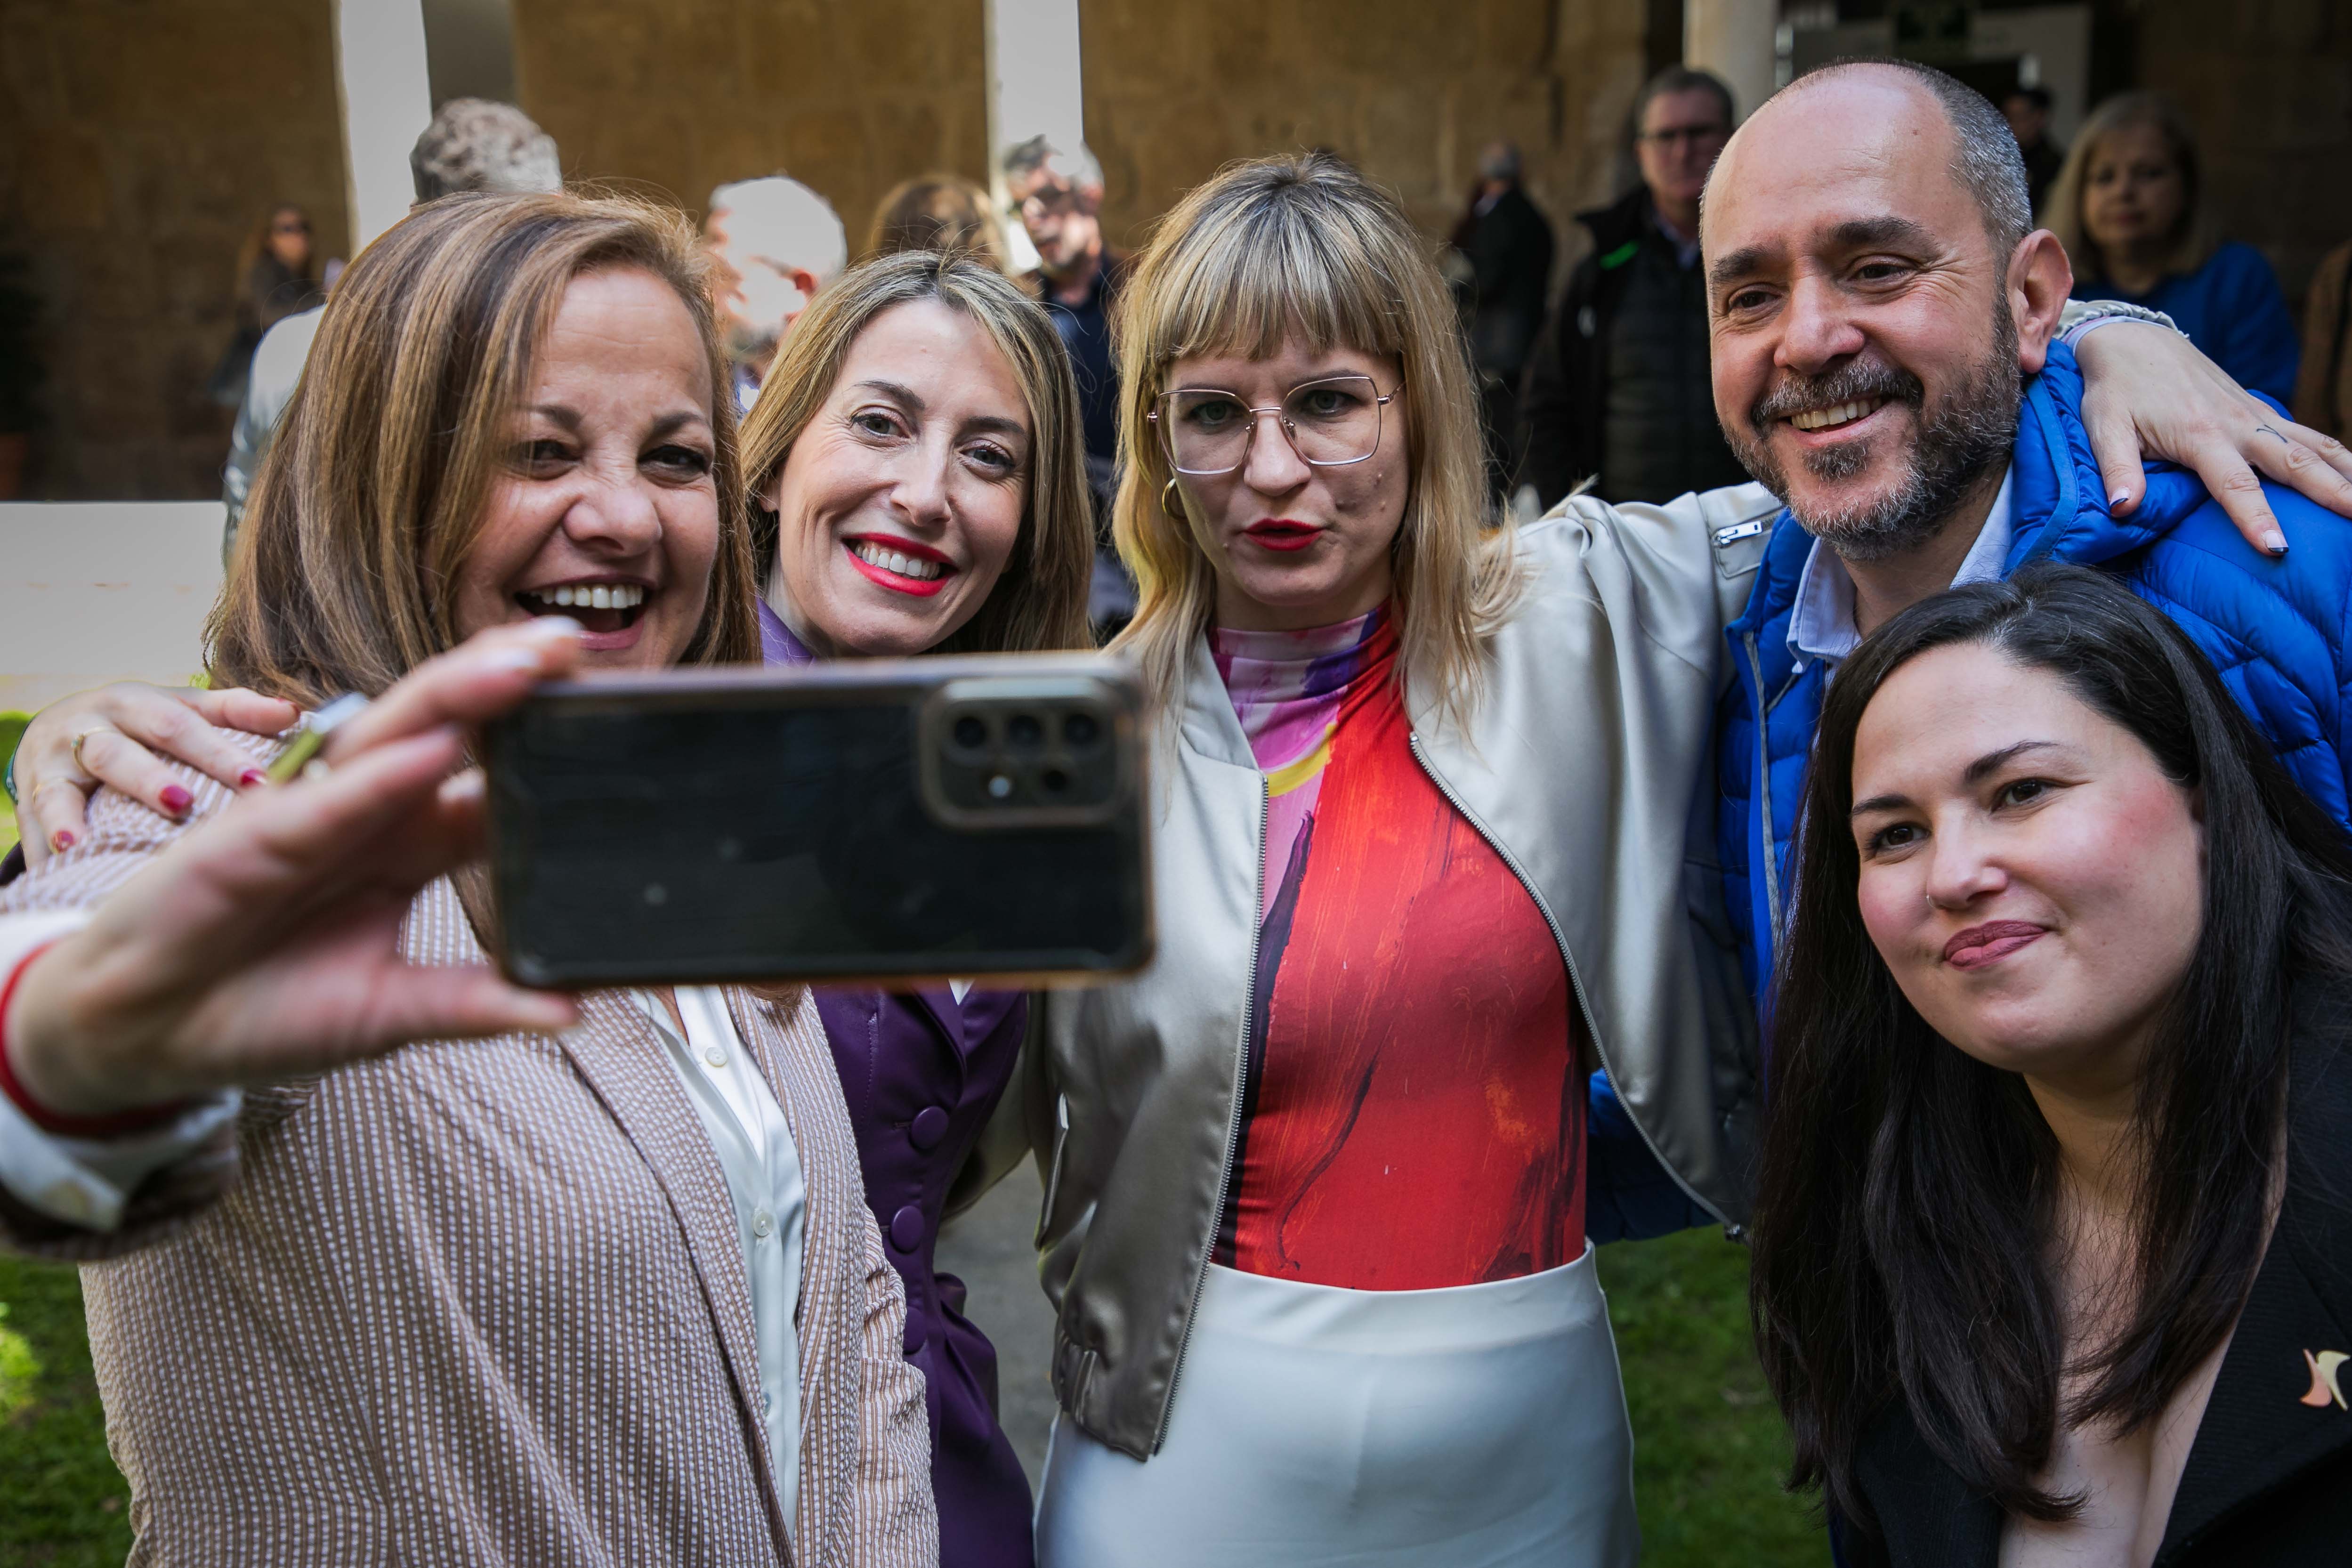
[1706,59,2352,1001]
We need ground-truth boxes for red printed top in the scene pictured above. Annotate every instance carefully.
[1210,606,1585,1290]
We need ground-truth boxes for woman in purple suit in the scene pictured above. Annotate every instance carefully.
[6,248,1093,1567]
[736,247,1092,1566]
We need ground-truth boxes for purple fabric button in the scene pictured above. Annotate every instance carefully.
[910,1106,951,1151]
[889,1204,926,1253]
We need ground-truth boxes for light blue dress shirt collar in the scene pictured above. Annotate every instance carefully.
[1787,462,2017,671]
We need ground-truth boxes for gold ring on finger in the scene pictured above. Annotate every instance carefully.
[68,726,113,775]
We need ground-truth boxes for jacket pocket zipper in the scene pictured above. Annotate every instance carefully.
[1038,1092,1071,1245]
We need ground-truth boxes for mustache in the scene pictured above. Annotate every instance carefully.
[1749,358,1925,429]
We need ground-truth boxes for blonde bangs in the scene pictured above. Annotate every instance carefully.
[1145,193,1407,370]
[1110,153,1522,731]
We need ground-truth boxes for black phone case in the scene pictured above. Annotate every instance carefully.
[481,654,1153,989]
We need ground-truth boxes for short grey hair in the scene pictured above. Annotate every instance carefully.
[1789,59,2032,253]
[1002,135,1103,193]
[409,99,562,203]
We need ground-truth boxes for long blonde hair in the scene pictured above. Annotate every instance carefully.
[737,249,1093,655]
[1107,152,1520,726]
[2042,91,2218,286]
[212,190,760,703]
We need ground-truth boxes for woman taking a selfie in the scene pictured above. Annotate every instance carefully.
[0,192,937,1564]
[1750,564,2352,1567]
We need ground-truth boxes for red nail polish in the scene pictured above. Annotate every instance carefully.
[51,830,75,851]
[160,784,194,814]
[240,769,267,788]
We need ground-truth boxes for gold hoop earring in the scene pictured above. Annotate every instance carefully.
[1161,476,1186,522]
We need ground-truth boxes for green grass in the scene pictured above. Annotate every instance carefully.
[1602,1228,1828,1567]
[0,1259,131,1566]
[0,1228,1823,1564]
[0,710,24,859]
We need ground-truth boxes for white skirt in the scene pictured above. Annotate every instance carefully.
[1033,1247,1639,1568]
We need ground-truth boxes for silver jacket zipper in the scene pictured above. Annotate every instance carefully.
[1153,774,1269,1454]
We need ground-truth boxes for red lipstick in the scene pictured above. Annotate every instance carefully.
[842,535,954,598]
[1942,920,2048,970]
[1243,518,1324,553]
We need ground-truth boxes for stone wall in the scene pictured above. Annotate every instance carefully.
[1080,0,1648,267]
[2133,0,2352,311]
[0,0,351,499]
[511,0,991,259]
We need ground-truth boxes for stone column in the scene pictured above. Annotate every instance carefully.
[334,0,435,252]
[983,0,1088,272]
[1685,0,1778,121]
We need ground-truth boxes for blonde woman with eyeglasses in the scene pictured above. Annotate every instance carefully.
[979,149,1773,1568]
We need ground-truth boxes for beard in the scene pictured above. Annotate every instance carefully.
[1728,305,2021,564]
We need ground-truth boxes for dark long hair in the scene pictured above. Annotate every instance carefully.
[1750,563,2352,1535]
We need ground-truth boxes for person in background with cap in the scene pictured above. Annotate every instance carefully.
[1448,140,1555,504]
[1002,136,1133,634]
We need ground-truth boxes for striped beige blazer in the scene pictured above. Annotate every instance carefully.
[0,760,938,1566]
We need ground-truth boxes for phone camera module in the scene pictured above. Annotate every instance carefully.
[1006,713,1045,748]
[1062,711,1100,747]
[952,714,990,751]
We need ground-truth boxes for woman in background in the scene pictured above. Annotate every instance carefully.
[2045,92,2299,403]
[1751,564,2352,1566]
[210,202,326,406]
[867,177,1012,275]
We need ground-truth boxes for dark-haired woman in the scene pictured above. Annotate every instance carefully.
[1750,562,2352,1568]
[210,203,326,406]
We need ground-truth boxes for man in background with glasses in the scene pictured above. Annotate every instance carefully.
[1003,135,1136,630]
[1522,65,1752,509]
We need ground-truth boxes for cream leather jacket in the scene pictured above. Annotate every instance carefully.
[1000,485,1777,1460]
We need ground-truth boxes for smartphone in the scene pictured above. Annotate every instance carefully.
[481,653,1153,990]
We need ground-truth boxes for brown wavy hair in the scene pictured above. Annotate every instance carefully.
[211,190,760,703]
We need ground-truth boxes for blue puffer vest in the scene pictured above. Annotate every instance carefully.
[1717,339,2352,1004]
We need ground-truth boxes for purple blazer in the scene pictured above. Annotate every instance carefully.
[765,602,1036,1568]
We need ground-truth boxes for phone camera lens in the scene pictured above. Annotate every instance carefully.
[1007,713,1045,748]
[952,714,989,750]
[1041,767,1070,793]
[1063,711,1100,747]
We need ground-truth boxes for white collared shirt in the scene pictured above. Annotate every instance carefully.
[1786,463,2018,671]
[635,986,808,1541]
